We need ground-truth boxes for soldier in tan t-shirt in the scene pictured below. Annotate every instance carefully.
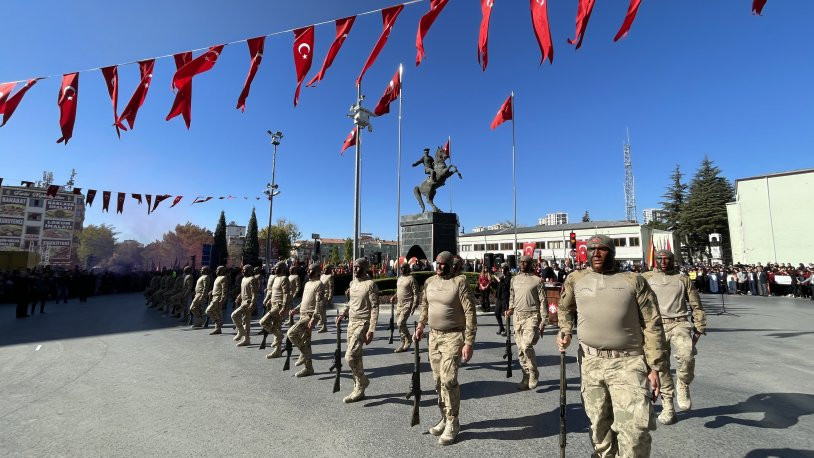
[287,263,324,378]
[287,262,302,326]
[205,266,228,334]
[259,262,291,359]
[415,251,477,446]
[642,249,706,425]
[335,258,380,403]
[315,265,334,333]
[231,265,257,347]
[390,263,419,352]
[505,255,545,390]
[189,266,212,328]
[556,235,669,458]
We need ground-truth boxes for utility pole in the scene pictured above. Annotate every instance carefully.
[264,131,283,274]
[348,86,374,260]
[624,128,638,223]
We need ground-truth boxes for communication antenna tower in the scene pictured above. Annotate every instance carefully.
[624,129,638,223]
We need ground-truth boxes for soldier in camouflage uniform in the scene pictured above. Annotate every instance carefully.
[287,263,325,377]
[642,249,706,425]
[315,265,334,333]
[144,272,161,306]
[335,258,380,403]
[287,261,302,326]
[229,269,243,310]
[505,255,545,390]
[178,266,195,321]
[557,235,669,458]
[165,270,185,317]
[415,251,477,446]
[231,265,257,347]
[205,266,228,335]
[390,263,418,352]
[189,266,212,328]
[151,270,173,310]
[260,262,291,358]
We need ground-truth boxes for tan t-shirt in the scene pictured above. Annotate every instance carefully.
[299,279,324,316]
[396,275,419,311]
[266,275,291,305]
[509,272,544,313]
[419,274,477,346]
[211,276,227,304]
[288,274,301,305]
[239,276,256,309]
[642,270,706,332]
[194,275,211,296]
[342,276,380,326]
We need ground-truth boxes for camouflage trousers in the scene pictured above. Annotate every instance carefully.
[580,352,655,458]
[231,303,254,338]
[513,311,541,378]
[315,302,327,327]
[658,321,696,399]
[345,318,371,387]
[189,293,207,324]
[287,312,314,361]
[204,299,225,326]
[396,303,413,342]
[429,329,465,421]
[259,303,285,353]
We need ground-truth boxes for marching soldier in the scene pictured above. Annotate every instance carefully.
[179,266,195,321]
[414,251,477,446]
[151,270,173,310]
[642,249,706,425]
[390,263,418,352]
[230,268,243,310]
[252,266,263,316]
[556,235,669,457]
[189,266,212,328]
[287,263,325,377]
[205,266,228,335]
[165,269,185,317]
[335,258,380,403]
[505,255,545,390]
[144,272,161,306]
[231,265,257,347]
[315,265,334,333]
[259,262,291,358]
[287,261,302,326]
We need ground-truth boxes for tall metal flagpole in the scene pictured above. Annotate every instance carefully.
[350,84,374,260]
[511,91,518,257]
[265,131,283,275]
[396,64,403,262]
[448,135,452,212]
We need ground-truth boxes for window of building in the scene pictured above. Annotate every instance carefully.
[27,213,42,221]
[499,243,513,250]
[25,226,40,235]
[613,238,627,247]
[629,237,640,247]
[460,244,472,252]
[535,241,545,249]
[29,198,42,207]
[486,243,498,251]
[473,244,485,251]
[548,241,562,249]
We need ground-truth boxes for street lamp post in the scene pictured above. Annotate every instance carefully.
[265,130,283,274]
[347,86,374,260]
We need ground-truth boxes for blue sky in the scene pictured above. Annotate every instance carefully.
[1,0,812,243]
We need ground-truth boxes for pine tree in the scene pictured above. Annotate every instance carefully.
[679,157,735,263]
[582,211,590,222]
[213,211,228,267]
[330,246,340,266]
[660,164,686,232]
[243,208,260,266]
[343,238,353,262]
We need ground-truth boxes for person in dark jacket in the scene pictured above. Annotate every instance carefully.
[13,269,32,318]
[494,264,511,335]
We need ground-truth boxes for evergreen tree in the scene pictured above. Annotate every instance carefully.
[243,208,260,266]
[330,246,340,266]
[213,211,228,267]
[343,238,353,262]
[660,164,686,233]
[582,211,590,222]
[679,157,735,263]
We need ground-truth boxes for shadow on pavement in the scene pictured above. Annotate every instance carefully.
[456,402,590,442]
[682,392,814,429]
[743,449,814,458]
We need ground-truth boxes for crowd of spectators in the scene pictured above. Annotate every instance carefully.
[682,262,813,299]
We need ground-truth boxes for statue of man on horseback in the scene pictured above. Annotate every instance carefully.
[412,146,462,213]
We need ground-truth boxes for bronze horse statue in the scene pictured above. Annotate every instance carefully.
[413,147,462,213]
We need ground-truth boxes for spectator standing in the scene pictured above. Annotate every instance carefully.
[13,270,32,318]
[477,268,492,312]
[494,265,511,336]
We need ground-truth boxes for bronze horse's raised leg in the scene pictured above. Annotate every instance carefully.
[413,186,426,212]
[425,187,440,212]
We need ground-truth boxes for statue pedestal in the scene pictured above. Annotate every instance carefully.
[400,212,459,261]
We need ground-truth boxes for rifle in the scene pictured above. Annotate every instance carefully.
[328,318,342,393]
[405,322,420,426]
[202,316,210,329]
[559,332,567,458]
[388,302,395,344]
[282,337,293,371]
[502,315,512,378]
[259,330,269,350]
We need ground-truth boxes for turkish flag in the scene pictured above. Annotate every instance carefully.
[117,59,154,130]
[576,241,588,263]
[567,0,596,50]
[478,0,493,71]
[614,0,642,42]
[167,45,225,128]
[530,0,554,65]
[292,26,315,107]
[131,193,142,205]
[522,242,535,257]
[236,37,265,112]
[56,73,79,144]
[0,79,38,127]
[86,190,97,206]
[752,0,767,15]
[357,4,404,86]
[102,191,111,212]
[373,67,400,116]
[145,194,152,214]
[153,194,172,211]
[192,197,212,205]
[100,66,123,137]
[308,16,355,87]
[415,0,450,66]
[341,128,357,154]
[116,192,126,214]
[170,196,183,208]
[490,94,513,129]
[443,137,450,158]
[46,185,60,197]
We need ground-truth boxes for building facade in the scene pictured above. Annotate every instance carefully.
[642,208,666,225]
[726,168,814,265]
[537,212,568,226]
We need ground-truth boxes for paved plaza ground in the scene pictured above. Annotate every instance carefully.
[1,292,813,457]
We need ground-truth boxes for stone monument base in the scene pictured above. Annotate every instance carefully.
[400,212,459,261]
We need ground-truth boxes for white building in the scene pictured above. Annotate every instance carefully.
[537,212,568,226]
[726,168,814,265]
[642,208,666,225]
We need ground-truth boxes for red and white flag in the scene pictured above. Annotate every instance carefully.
[170,196,184,207]
[145,194,152,214]
[56,73,79,144]
[167,45,225,128]
[86,190,97,206]
[567,0,596,49]
[522,242,535,257]
[357,4,404,86]
[236,37,265,112]
[490,94,513,129]
[102,191,112,212]
[373,67,401,116]
[117,60,154,130]
[192,197,211,205]
[152,194,171,211]
[443,137,450,158]
[477,0,494,71]
[100,66,122,137]
[530,0,554,65]
[0,79,39,127]
[415,0,450,66]
[131,193,142,204]
[292,26,315,107]
[308,16,356,87]
[341,128,357,154]
[614,0,642,42]
[752,0,767,15]
[116,192,126,214]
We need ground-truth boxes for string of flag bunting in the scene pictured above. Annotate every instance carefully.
[0,0,769,145]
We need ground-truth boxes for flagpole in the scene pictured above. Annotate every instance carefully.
[448,135,453,213]
[511,91,518,259]
[353,84,362,260]
[396,64,403,262]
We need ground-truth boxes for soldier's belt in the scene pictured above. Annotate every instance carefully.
[430,327,465,334]
[579,343,643,358]
[661,316,689,324]
[513,309,541,317]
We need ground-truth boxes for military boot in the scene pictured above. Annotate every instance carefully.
[394,338,408,353]
[676,380,692,410]
[317,325,328,333]
[528,370,539,390]
[343,377,369,403]
[517,371,530,391]
[429,403,447,436]
[296,361,314,378]
[658,397,677,425]
[233,333,243,342]
[294,354,306,367]
[209,327,222,335]
[438,417,460,446]
[266,349,282,359]
[236,338,251,347]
